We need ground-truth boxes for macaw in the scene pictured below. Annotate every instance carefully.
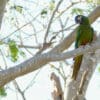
[72,15,94,80]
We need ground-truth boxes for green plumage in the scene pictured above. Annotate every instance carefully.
[72,15,94,80]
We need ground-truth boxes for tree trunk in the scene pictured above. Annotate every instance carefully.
[0,0,8,28]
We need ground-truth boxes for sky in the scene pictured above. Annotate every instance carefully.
[0,0,100,100]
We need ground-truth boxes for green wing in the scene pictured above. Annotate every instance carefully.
[75,26,94,49]
[75,28,81,48]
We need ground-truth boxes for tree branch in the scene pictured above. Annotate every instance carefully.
[13,80,26,100]
[0,38,100,87]
[51,72,63,100]
[44,0,63,43]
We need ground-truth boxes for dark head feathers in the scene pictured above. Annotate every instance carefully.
[75,15,90,25]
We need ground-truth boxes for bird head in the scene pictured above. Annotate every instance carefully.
[75,15,89,25]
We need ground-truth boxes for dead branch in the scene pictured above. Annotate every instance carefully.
[51,72,63,100]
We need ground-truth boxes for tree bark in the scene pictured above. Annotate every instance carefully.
[64,53,97,100]
[50,72,63,100]
[0,0,8,28]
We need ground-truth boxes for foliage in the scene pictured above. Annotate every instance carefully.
[0,87,7,97]
[49,0,55,11]
[11,5,23,13]
[41,8,48,18]
[98,67,100,73]
[87,0,100,5]
[8,40,19,62]
[71,8,83,15]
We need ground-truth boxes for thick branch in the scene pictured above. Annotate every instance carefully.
[0,39,100,87]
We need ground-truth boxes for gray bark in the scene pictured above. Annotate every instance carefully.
[0,0,8,28]
[64,54,97,100]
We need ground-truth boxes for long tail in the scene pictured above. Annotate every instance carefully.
[72,55,83,80]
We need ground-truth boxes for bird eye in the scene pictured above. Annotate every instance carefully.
[77,16,82,21]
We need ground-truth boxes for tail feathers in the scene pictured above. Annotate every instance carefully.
[72,55,83,80]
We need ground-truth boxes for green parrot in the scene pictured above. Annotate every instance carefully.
[72,15,94,80]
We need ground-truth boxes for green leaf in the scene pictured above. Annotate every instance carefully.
[49,0,55,11]
[97,0,100,5]
[86,0,100,5]
[71,8,83,15]
[86,0,93,3]
[98,67,100,73]
[0,87,7,97]
[41,8,47,18]
[8,40,19,62]
[0,41,4,45]
[14,5,23,13]
[19,50,26,58]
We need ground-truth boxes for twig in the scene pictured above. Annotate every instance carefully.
[23,68,42,92]
[59,63,67,83]
[53,23,76,34]
[49,23,76,42]
[56,1,83,19]
[0,49,8,69]
[59,17,65,41]
[13,80,26,100]
[44,0,63,43]
[24,48,34,56]
[18,44,41,49]
[50,63,66,82]
[35,42,53,55]
[0,13,40,41]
